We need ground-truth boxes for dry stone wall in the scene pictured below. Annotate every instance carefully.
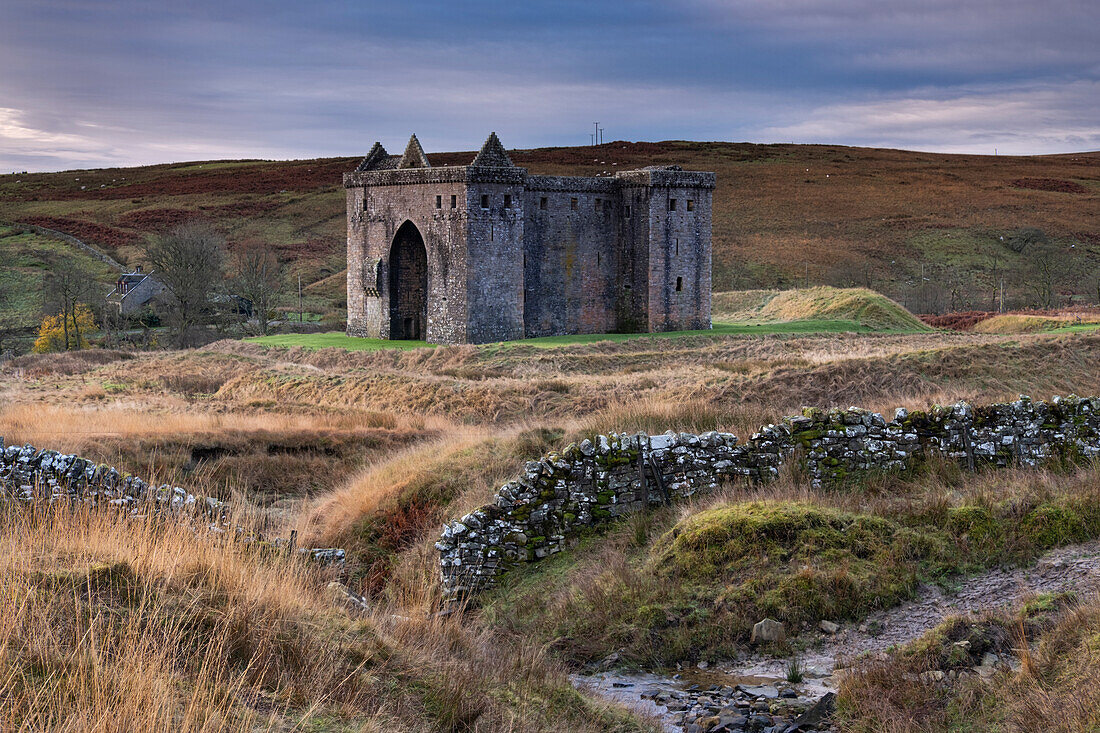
[437,395,1100,597]
[1,439,346,564]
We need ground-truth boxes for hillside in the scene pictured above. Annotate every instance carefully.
[0,224,118,345]
[1,142,1097,318]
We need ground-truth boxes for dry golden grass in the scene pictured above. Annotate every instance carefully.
[0,502,656,732]
[972,313,1100,333]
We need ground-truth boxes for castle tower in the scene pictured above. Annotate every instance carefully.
[344,134,714,344]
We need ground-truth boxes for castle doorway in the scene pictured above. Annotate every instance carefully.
[389,221,428,340]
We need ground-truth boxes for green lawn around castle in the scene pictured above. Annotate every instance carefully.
[243,319,886,351]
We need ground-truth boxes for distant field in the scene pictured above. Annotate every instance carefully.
[2,141,1096,319]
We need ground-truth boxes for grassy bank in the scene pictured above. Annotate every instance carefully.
[839,592,1099,731]
[480,462,1100,667]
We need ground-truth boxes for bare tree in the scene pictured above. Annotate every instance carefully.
[146,221,226,347]
[42,254,99,350]
[1021,238,1072,309]
[232,240,281,335]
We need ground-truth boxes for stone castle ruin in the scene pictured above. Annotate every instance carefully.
[344,133,715,344]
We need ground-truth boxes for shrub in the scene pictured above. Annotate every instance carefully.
[32,303,96,353]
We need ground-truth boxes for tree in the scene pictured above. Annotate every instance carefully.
[146,221,226,347]
[33,303,96,353]
[232,239,281,335]
[42,254,100,351]
[1021,238,1073,309]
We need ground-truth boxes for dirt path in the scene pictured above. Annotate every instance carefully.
[738,538,1100,680]
[578,539,1100,730]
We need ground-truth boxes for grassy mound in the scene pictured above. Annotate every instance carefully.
[0,504,650,732]
[713,287,930,332]
[302,427,563,596]
[483,463,1100,666]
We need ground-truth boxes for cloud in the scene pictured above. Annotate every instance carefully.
[759,80,1100,154]
[0,0,1097,171]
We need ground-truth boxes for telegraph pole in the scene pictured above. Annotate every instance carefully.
[594,122,599,146]
[298,274,303,324]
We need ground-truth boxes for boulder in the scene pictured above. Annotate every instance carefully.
[750,617,786,645]
[818,619,839,634]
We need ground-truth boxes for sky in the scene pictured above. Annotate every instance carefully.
[1,0,1098,172]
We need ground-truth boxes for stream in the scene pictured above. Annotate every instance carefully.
[575,538,1100,731]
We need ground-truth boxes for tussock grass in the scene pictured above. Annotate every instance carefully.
[0,503,656,732]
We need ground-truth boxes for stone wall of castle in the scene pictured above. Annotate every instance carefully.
[437,395,1100,597]
[344,136,715,345]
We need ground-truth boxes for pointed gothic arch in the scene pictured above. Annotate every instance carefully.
[389,221,428,340]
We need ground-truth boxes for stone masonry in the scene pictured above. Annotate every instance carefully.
[437,395,1100,597]
[345,133,715,344]
[0,439,346,565]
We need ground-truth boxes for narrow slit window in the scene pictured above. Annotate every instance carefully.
[504,194,512,209]
[687,199,694,211]
[595,198,601,211]
[674,238,679,256]
[597,252,601,267]
[450,194,457,209]
[540,197,548,210]
[435,195,442,209]
[570,197,578,211]
[625,205,632,218]
[676,277,683,292]
[669,198,677,211]
[481,194,489,209]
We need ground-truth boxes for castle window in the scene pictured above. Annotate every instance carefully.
[450,194,457,208]
[504,194,512,208]
[687,199,694,211]
[570,197,578,211]
[481,194,489,209]
[597,252,601,267]
[674,238,679,256]
[669,198,677,211]
[595,198,601,211]
[540,197,548,210]
[676,277,683,292]
[625,205,631,218]
[435,195,442,209]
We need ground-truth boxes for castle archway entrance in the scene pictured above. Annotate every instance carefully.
[389,221,428,340]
